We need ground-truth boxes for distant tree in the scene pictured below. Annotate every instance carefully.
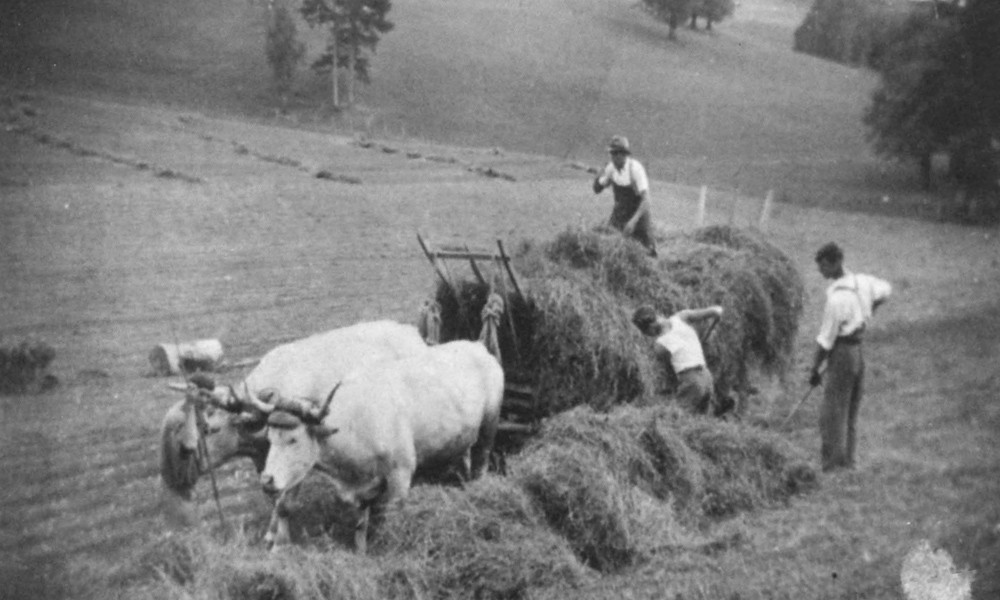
[863,16,965,188]
[265,1,305,110]
[864,3,1000,221]
[301,0,394,108]
[643,0,696,40]
[689,0,735,31]
[963,0,1000,132]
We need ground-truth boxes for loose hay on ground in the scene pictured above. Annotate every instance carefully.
[97,529,388,600]
[679,418,818,518]
[372,475,590,599]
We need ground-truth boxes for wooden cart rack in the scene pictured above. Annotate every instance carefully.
[416,233,539,437]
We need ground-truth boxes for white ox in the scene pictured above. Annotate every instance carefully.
[159,320,428,526]
[257,340,504,552]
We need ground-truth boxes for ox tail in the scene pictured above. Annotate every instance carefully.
[159,403,201,501]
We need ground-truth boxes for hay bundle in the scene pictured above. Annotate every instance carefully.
[516,404,815,525]
[0,339,56,394]
[640,413,707,512]
[531,405,675,501]
[372,476,589,598]
[691,225,805,368]
[514,440,639,572]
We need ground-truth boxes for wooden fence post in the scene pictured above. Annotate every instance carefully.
[696,185,707,227]
[758,189,774,230]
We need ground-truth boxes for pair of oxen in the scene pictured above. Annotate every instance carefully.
[160,320,504,551]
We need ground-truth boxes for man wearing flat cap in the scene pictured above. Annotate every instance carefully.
[592,135,658,257]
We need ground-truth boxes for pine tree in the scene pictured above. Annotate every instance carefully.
[301,0,394,108]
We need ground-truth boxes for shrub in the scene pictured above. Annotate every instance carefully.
[0,339,56,394]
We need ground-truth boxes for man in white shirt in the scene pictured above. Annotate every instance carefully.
[808,242,892,471]
[632,304,725,414]
[593,135,657,257]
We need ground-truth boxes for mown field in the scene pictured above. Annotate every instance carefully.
[1,88,999,599]
[1,0,999,597]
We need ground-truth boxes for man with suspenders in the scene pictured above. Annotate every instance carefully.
[592,135,658,257]
[809,242,892,471]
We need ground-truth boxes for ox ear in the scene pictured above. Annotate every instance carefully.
[312,424,339,439]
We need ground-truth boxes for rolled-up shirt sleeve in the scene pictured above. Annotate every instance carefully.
[869,276,892,304]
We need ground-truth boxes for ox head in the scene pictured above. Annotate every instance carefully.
[259,384,341,496]
[160,375,272,499]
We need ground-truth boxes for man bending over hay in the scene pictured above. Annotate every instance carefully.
[632,305,727,415]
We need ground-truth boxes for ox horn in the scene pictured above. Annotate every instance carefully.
[316,381,341,421]
[244,383,276,414]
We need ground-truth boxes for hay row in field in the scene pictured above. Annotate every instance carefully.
[429,224,804,416]
[96,404,816,600]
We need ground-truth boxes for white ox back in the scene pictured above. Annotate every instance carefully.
[160,320,428,525]
[263,339,505,509]
[242,320,429,404]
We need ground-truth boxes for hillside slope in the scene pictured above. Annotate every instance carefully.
[2,0,913,207]
[1,89,998,600]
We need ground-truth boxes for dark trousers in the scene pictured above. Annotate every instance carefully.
[609,185,657,257]
[820,341,864,471]
[676,366,714,414]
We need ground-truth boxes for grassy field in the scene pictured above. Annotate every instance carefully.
[1,0,999,598]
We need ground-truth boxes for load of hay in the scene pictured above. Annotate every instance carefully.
[426,224,804,418]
